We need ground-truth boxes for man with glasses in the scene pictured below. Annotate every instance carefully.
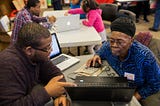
[0,22,76,106]
[86,17,160,106]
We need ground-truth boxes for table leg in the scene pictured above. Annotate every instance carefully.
[66,47,75,56]
[77,46,81,56]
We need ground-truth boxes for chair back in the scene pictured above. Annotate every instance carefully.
[99,3,118,22]
[118,9,136,22]
[135,31,153,47]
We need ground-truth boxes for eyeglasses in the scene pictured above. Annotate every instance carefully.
[108,38,127,46]
[32,45,52,53]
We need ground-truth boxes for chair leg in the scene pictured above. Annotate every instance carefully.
[77,46,81,56]
[83,46,89,55]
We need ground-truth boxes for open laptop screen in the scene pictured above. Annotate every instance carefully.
[54,14,80,33]
[50,33,61,59]
[49,33,80,71]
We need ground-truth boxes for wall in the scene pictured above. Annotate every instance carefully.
[0,0,15,17]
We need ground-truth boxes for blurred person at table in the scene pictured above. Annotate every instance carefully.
[11,0,56,45]
[86,17,160,106]
[70,0,88,54]
[66,0,107,54]
[0,22,76,106]
[70,0,86,19]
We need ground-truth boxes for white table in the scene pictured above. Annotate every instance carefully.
[43,10,101,55]
[63,55,142,106]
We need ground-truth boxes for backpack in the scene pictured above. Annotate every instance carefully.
[135,31,160,65]
[135,31,153,47]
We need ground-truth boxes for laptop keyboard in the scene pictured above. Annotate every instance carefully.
[52,55,69,65]
[75,77,129,88]
[76,82,128,88]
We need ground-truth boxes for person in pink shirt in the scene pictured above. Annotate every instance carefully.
[67,0,107,54]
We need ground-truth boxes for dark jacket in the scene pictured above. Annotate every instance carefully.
[0,45,64,106]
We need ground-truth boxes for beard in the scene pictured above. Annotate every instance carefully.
[31,53,50,63]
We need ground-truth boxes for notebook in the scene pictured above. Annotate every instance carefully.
[52,14,81,33]
[66,76,135,102]
[50,33,80,71]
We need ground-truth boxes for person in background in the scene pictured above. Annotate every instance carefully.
[51,0,63,10]
[135,0,150,23]
[0,22,76,106]
[70,0,87,54]
[11,0,56,44]
[66,0,107,54]
[70,0,86,19]
[24,0,28,5]
[149,0,160,32]
[86,17,160,106]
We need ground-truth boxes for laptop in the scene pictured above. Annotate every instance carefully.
[66,76,135,102]
[53,14,81,33]
[50,33,80,71]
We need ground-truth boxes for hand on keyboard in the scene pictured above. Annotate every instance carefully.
[74,64,101,76]
[74,64,106,76]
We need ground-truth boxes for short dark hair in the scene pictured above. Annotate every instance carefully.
[82,0,99,13]
[16,22,50,48]
[26,0,40,9]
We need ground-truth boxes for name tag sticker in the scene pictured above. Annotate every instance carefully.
[124,72,135,81]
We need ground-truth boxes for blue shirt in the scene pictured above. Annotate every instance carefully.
[70,0,86,19]
[96,40,160,99]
